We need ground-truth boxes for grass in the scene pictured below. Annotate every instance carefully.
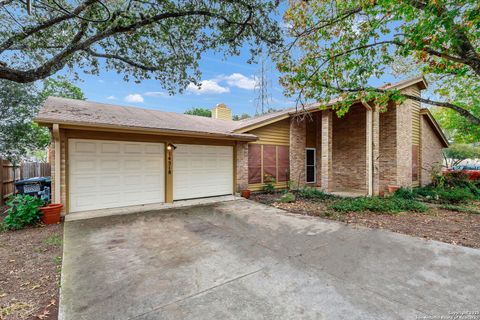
[328,196,428,213]
[44,234,63,246]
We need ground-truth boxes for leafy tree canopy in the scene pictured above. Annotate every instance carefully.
[0,77,85,164]
[184,107,212,117]
[233,113,251,120]
[277,0,480,128]
[0,0,281,93]
[443,144,480,168]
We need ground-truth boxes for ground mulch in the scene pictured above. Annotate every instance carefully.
[251,193,480,249]
[0,223,63,320]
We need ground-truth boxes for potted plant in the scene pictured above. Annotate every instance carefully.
[387,185,400,193]
[39,203,63,224]
[241,189,251,199]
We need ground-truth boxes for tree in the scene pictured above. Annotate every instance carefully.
[443,144,480,168]
[0,0,281,92]
[184,107,211,117]
[233,113,251,120]
[0,77,85,166]
[277,0,480,127]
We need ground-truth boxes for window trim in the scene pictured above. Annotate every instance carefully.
[305,148,316,183]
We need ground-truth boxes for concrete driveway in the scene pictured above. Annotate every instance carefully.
[60,200,480,320]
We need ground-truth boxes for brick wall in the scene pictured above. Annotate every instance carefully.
[235,141,249,192]
[421,117,444,186]
[289,117,306,188]
[396,87,415,187]
[331,104,367,192]
[379,104,397,192]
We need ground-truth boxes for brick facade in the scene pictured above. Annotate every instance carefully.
[331,105,367,192]
[235,141,249,192]
[396,87,415,187]
[421,117,444,186]
[289,117,306,189]
[379,103,397,192]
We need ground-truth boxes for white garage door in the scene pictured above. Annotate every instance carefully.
[173,144,233,200]
[69,139,165,212]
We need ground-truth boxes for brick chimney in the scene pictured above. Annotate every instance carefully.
[211,103,232,120]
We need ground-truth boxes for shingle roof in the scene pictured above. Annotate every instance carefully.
[36,76,430,139]
[35,97,256,140]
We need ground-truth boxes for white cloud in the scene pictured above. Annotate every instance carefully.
[221,73,256,90]
[144,91,167,97]
[187,80,230,95]
[98,79,105,83]
[124,93,144,103]
[106,95,117,100]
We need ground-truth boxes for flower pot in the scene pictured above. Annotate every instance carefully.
[39,203,63,225]
[387,185,400,194]
[241,190,251,199]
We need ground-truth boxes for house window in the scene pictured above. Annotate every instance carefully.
[248,144,289,184]
[305,148,316,183]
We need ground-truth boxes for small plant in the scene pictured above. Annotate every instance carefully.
[393,188,416,200]
[263,174,276,193]
[440,204,480,214]
[278,192,296,203]
[329,196,427,213]
[3,195,44,230]
[44,234,63,246]
[298,187,333,200]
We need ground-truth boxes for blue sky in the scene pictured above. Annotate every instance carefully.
[68,50,294,117]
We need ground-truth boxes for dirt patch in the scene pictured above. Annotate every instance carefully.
[0,224,63,320]
[251,193,480,249]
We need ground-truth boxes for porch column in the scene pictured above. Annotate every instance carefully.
[320,110,332,192]
[365,104,380,196]
[52,124,61,204]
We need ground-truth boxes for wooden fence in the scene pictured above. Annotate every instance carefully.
[0,159,51,205]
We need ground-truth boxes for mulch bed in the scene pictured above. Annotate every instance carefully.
[0,223,63,320]
[251,193,480,249]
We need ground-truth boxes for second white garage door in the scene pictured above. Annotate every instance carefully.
[173,144,233,200]
[69,139,165,212]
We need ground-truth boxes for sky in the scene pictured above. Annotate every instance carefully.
[67,50,295,117]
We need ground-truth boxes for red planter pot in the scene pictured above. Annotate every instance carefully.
[241,190,251,199]
[39,203,63,225]
[387,185,400,194]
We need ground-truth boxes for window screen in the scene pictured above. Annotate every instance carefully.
[306,149,316,183]
[247,145,290,184]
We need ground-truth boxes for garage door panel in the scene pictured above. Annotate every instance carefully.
[69,139,165,212]
[101,143,121,153]
[173,144,233,200]
[72,141,96,153]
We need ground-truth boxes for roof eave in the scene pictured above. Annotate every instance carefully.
[35,118,258,142]
[419,109,449,147]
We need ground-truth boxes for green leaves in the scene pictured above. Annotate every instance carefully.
[278,0,479,127]
[4,195,44,230]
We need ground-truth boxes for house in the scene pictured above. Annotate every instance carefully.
[35,76,448,214]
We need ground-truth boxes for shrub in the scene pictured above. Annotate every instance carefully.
[434,187,474,204]
[278,192,296,203]
[394,188,416,200]
[297,187,332,200]
[329,196,427,213]
[262,174,276,193]
[3,195,44,230]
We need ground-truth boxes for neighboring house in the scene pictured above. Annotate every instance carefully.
[35,76,448,215]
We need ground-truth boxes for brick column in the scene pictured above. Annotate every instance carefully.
[235,142,248,192]
[372,107,380,195]
[289,117,306,189]
[321,110,332,192]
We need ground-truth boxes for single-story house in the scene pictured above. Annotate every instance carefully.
[35,76,448,214]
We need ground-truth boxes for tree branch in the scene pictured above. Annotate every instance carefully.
[0,8,259,82]
[84,48,160,71]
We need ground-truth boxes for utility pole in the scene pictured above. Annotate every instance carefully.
[254,57,271,115]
